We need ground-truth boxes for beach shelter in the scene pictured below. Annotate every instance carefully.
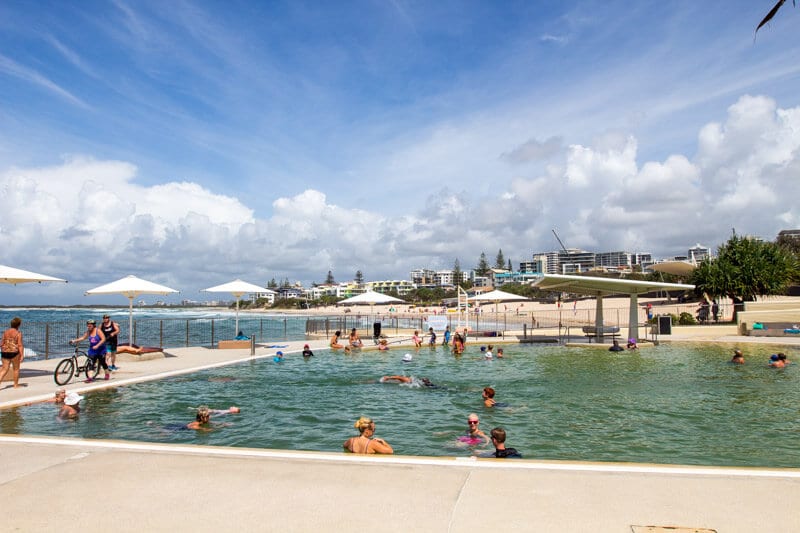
[202,279,275,334]
[338,290,404,306]
[531,274,694,342]
[468,289,529,315]
[0,264,66,285]
[85,275,178,344]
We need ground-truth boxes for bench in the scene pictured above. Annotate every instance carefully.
[581,326,620,343]
[217,339,252,349]
[746,322,800,337]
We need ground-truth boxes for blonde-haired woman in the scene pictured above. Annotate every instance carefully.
[343,416,393,454]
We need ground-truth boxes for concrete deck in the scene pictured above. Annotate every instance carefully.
[2,332,799,532]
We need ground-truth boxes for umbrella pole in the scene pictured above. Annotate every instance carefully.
[128,296,134,345]
[235,298,240,335]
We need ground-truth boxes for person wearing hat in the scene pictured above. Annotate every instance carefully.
[730,350,744,364]
[302,344,314,357]
[71,319,110,382]
[59,392,83,419]
[626,338,638,350]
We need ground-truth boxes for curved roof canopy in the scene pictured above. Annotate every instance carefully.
[531,274,694,295]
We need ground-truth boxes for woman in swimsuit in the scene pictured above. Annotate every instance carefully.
[0,317,24,388]
[466,413,490,444]
[343,416,393,454]
[330,331,344,349]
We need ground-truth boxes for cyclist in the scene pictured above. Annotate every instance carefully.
[71,320,110,382]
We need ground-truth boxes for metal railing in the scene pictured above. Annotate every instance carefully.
[21,316,308,360]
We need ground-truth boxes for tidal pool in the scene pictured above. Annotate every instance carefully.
[6,342,798,467]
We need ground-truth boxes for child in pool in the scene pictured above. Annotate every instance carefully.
[483,387,496,407]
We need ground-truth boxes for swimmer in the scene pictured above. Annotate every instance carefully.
[486,345,494,358]
[344,345,352,354]
[626,338,638,350]
[452,333,465,355]
[187,405,212,430]
[496,348,504,358]
[343,416,393,454]
[380,375,437,387]
[465,413,490,444]
[273,350,284,362]
[769,354,786,368]
[378,338,389,351]
[209,406,240,415]
[330,330,344,349]
[482,387,496,408]
[48,388,67,404]
[730,349,744,364]
[609,340,624,352]
[302,344,314,357]
[58,392,83,419]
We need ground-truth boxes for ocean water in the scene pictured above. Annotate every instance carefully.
[0,307,309,356]
[7,342,800,467]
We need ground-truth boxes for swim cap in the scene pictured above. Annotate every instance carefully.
[770,354,779,361]
[480,346,486,352]
[402,353,413,362]
[276,351,283,356]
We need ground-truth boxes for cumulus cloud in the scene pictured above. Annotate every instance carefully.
[500,136,563,164]
[1,94,799,303]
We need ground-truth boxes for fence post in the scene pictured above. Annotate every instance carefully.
[185,320,190,347]
[160,320,164,348]
[45,323,50,359]
[211,319,215,347]
[284,318,287,339]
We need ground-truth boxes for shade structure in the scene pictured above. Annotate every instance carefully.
[85,275,178,344]
[202,279,275,333]
[0,264,66,285]
[338,290,404,305]
[531,274,694,342]
[651,261,696,277]
[468,289,529,314]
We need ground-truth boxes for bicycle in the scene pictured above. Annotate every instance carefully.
[53,343,100,385]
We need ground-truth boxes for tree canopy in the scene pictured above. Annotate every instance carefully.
[690,233,799,303]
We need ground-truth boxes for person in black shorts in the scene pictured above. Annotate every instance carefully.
[100,315,120,371]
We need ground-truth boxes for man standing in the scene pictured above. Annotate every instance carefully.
[101,315,121,371]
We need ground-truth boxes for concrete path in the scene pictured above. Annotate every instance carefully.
[2,332,800,531]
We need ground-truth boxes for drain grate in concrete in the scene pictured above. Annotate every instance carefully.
[631,527,717,533]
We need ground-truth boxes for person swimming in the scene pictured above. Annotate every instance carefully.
[730,349,744,364]
[483,387,496,407]
[463,413,490,444]
[379,375,438,388]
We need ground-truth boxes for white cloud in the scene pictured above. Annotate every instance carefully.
[2,94,800,303]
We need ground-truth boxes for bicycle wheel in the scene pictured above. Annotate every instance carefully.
[84,356,100,381]
[54,358,76,385]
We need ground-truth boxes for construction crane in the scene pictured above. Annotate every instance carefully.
[552,229,569,254]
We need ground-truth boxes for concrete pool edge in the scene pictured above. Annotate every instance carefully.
[2,434,799,479]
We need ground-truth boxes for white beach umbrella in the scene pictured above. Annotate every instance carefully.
[202,279,275,333]
[85,275,178,344]
[468,289,529,314]
[0,264,66,285]
[339,290,404,305]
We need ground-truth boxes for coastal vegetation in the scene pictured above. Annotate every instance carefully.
[691,233,799,317]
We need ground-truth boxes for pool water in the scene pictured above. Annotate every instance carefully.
[5,343,799,467]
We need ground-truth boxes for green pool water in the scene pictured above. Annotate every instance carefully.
[5,343,799,467]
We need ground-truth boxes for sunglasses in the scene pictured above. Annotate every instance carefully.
[467,420,479,425]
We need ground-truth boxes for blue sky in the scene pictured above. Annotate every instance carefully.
[1,1,799,304]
